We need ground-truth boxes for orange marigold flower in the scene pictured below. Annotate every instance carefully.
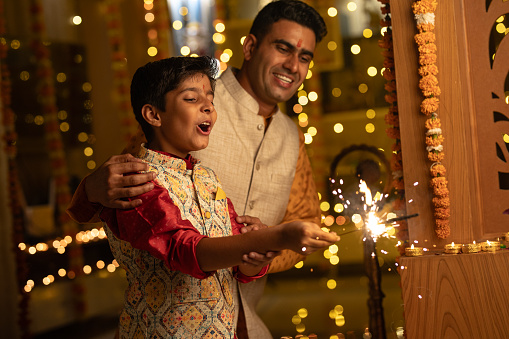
[435,219,450,239]
[382,68,395,81]
[425,117,441,129]
[432,196,450,208]
[393,178,405,190]
[394,151,403,162]
[419,74,438,91]
[412,0,438,14]
[423,85,441,98]
[430,163,446,177]
[386,127,401,139]
[381,6,390,14]
[392,142,402,152]
[428,151,445,162]
[426,134,444,147]
[419,53,437,66]
[385,112,400,127]
[389,104,398,114]
[415,32,436,45]
[419,64,439,76]
[434,207,450,219]
[430,176,447,188]
[421,97,439,115]
[434,187,449,197]
[391,158,403,172]
[378,39,392,49]
[417,23,435,33]
[384,93,397,104]
[383,58,395,69]
[380,18,391,27]
[418,43,437,55]
[384,81,397,93]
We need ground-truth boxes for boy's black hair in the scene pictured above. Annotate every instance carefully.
[130,56,218,143]
[249,0,327,44]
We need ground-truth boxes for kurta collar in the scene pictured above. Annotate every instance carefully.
[137,145,198,173]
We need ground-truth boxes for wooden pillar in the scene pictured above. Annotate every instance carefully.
[391,0,509,337]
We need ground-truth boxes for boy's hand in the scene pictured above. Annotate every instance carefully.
[237,215,282,265]
[237,215,267,233]
[281,221,339,255]
[85,154,156,209]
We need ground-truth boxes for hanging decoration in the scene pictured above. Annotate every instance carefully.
[0,0,31,336]
[412,0,450,239]
[377,0,409,248]
[29,0,87,315]
[103,0,137,143]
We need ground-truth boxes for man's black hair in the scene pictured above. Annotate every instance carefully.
[130,56,218,143]
[249,0,327,43]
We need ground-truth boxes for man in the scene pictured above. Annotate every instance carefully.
[68,1,329,338]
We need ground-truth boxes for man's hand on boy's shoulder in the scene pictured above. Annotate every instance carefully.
[85,154,156,209]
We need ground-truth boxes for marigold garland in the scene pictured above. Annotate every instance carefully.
[377,0,409,248]
[0,0,31,336]
[29,0,87,314]
[103,0,137,143]
[413,0,450,239]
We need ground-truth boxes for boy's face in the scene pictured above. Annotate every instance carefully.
[245,19,316,106]
[154,73,216,157]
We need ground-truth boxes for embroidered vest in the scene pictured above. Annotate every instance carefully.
[106,147,236,338]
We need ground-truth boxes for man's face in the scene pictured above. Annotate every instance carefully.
[156,74,216,157]
[245,19,316,106]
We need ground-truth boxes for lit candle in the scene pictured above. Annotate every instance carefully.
[481,240,500,252]
[462,241,480,254]
[444,242,461,254]
[405,244,423,257]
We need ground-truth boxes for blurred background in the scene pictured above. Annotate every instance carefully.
[0,0,406,338]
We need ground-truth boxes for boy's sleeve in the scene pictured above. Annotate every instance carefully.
[67,127,146,224]
[100,182,213,279]
[226,197,268,283]
[67,177,102,223]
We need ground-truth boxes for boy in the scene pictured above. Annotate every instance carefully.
[100,56,339,338]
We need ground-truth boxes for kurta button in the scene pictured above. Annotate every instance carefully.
[255,163,260,170]
[249,201,255,209]
[257,124,263,130]
[205,211,211,219]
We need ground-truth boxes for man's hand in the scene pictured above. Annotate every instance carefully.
[85,154,156,209]
[236,215,281,266]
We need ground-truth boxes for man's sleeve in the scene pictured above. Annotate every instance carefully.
[101,182,212,279]
[66,127,146,224]
[268,129,321,274]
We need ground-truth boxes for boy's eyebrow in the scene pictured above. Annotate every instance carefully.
[273,39,314,59]
[179,87,214,97]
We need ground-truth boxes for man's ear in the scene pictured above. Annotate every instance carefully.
[141,104,162,127]
[242,34,258,61]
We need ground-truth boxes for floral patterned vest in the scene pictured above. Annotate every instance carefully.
[105,147,236,338]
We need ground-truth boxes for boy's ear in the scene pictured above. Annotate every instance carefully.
[242,34,258,61]
[141,104,162,127]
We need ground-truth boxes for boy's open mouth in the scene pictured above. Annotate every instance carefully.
[198,122,211,133]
